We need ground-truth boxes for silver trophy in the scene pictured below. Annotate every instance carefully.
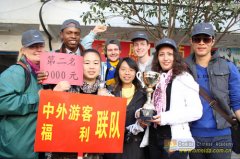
[136,71,160,121]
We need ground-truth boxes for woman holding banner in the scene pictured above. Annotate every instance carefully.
[0,29,45,159]
[49,49,109,159]
[103,57,147,159]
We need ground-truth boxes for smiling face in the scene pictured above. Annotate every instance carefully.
[133,39,150,59]
[22,43,45,64]
[83,52,101,83]
[119,61,136,88]
[158,46,174,71]
[60,27,81,52]
[106,44,121,62]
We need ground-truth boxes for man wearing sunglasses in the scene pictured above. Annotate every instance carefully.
[186,22,240,159]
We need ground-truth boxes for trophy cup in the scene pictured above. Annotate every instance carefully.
[136,71,160,121]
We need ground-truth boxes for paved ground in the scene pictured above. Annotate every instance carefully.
[232,152,240,159]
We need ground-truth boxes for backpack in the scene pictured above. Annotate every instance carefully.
[16,61,31,92]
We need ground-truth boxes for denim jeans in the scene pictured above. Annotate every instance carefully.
[189,135,232,159]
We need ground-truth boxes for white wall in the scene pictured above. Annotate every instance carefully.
[0,0,132,26]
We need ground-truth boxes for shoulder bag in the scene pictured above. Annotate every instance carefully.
[199,87,240,154]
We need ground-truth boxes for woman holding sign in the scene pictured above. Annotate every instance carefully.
[0,29,45,159]
[50,49,109,159]
[59,48,110,95]
[77,49,107,95]
[144,38,203,159]
[103,57,147,159]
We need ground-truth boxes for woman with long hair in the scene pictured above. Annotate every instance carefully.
[147,38,203,159]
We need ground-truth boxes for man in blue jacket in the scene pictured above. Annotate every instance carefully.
[185,22,240,159]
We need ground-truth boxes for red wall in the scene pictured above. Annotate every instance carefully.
[93,40,191,62]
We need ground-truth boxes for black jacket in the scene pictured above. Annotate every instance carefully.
[114,89,147,127]
[103,89,147,159]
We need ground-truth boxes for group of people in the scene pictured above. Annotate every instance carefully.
[0,18,240,159]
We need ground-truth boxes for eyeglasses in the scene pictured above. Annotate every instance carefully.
[120,68,135,74]
[192,37,213,44]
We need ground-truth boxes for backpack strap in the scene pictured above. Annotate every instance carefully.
[58,44,85,56]
[16,61,31,92]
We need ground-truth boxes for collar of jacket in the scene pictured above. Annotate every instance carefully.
[114,89,145,105]
[58,43,85,55]
[19,55,32,71]
[190,50,219,63]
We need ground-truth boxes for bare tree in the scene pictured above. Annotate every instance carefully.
[80,0,240,45]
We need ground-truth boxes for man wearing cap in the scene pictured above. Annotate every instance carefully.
[185,22,240,159]
[58,19,107,55]
[101,39,121,88]
[131,31,153,72]
[0,29,45,159]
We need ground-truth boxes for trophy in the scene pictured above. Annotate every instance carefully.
[136,71,160,121]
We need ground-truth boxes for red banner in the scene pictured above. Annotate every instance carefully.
[35,90,127,153]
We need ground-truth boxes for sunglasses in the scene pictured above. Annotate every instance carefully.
[192,37,213,44]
